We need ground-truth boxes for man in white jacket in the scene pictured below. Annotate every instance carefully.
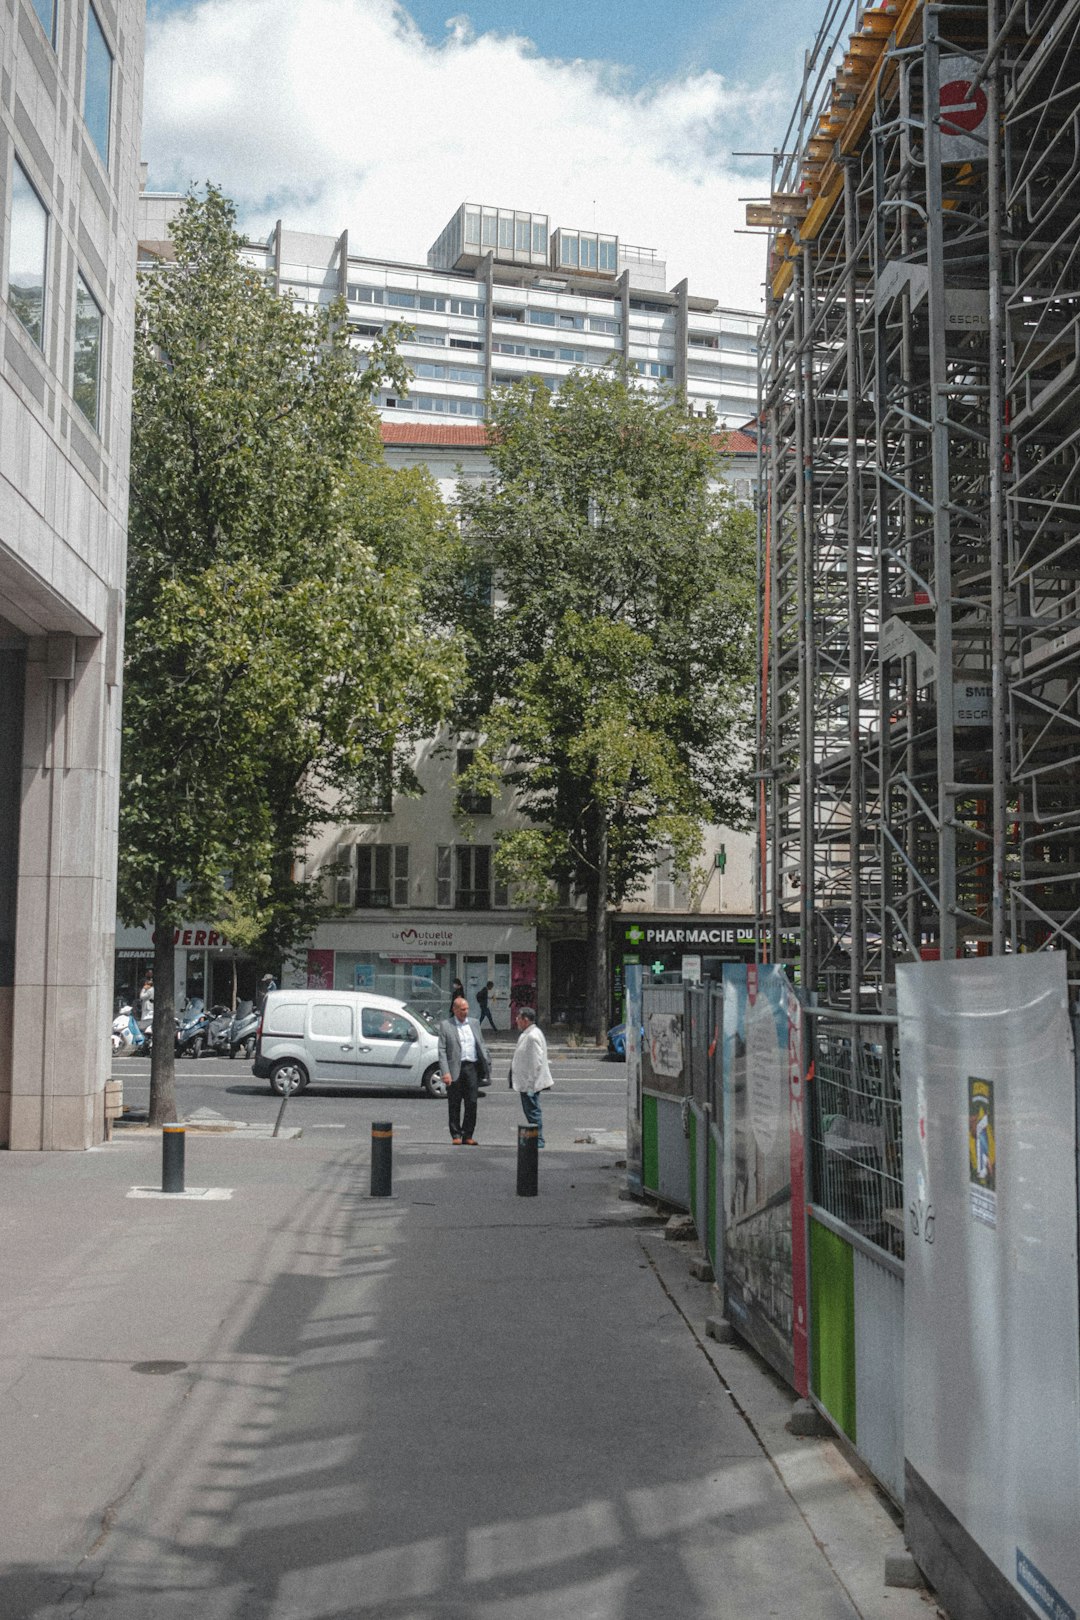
[509,1006,554,1148]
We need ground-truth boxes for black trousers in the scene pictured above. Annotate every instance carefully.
[448,1060,481,1140]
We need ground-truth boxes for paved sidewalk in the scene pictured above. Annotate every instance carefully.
[0,1121,941,1619]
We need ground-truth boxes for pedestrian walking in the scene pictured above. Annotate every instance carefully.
[438,995,492,1145]
[477,978,498,1031]
[510,1006,554,1148]
[449,977,465,1013]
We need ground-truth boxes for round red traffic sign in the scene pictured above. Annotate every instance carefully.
[940,77,987,134]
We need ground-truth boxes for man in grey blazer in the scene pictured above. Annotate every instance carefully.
[438,995,492,1144]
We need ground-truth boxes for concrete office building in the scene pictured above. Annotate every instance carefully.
[1,0,144,1148]
[133,193,761,1024]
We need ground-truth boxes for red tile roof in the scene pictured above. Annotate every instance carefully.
[380,423,490,447]
[380,422,757,455]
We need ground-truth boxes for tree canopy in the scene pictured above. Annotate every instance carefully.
[120,187,458,1119]
[450,368,756,1039]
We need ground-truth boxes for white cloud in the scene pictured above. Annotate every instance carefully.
[142,0,780,310]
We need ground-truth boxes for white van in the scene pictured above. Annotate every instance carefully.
[253,989,444,1097]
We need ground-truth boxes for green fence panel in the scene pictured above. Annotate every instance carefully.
[642,1093,659,1193]
[688,1108,698,1223]
[707,1127,718,1269]
[810,1218,856,1442]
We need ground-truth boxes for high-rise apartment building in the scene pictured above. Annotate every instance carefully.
[1,0,145,1147]
[129,193,761,1026]
[139,194,761,428]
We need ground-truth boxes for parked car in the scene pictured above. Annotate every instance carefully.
[253,989,443,1097]
[607,1021,644,1060]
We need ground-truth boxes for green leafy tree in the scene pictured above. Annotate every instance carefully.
[451,369,755,1041]
[120,187,458,1122]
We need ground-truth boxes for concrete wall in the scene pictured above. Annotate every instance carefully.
[0,0,145,1149]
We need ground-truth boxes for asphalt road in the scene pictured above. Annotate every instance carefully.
[111,1053,629,1142]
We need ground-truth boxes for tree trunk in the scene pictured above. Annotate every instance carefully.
[584,822,609,1047]
[148,876,179,1126]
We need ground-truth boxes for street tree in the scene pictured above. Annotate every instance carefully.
[451,369,756,1042]
[119,188,458,1123]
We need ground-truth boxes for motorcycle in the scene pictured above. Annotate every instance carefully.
[175,998,213,1059]
[226,999,259,1060]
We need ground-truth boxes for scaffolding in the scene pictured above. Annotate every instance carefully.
[754,0,1080,1006]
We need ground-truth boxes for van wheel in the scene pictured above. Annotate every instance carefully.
[422,1064,446,1099]
[269,1059,308,1097]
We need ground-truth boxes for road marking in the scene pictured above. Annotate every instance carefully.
[127,1187,234,1200]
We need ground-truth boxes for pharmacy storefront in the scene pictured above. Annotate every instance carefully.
[609,915,800,1021]
[296,918,538,1027]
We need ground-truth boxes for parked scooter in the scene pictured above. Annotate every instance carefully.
[111,1003,145,1053]
[226,999,259,1060]
[205,1005,235,1056]
[175,997,213,1059]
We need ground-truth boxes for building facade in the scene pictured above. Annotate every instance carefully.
[134,193,762,1026]
[1,0,144,1147]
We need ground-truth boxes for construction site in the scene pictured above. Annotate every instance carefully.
[753,0,1079,1005]
[709,6,1080,1614]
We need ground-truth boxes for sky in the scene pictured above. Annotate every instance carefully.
[142,0,833,312]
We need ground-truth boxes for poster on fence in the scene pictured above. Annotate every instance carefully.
[722,963,806,1389]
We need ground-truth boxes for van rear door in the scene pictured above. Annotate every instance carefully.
[308,1000,361,1085]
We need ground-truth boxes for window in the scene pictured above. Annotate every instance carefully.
[8,160,47,348]
[311,1003,352,1039]
[579,236,597,270]
[361,1007,415,1041]
[528,308,556,327]
[436,845,452,908]
[598,239,618,272]
[30,0,55,44]
[356,845,392,908]
[449,295,484,317]
[326,843,354,906]
[456,845,491,910]
[393,844,409,907]
[456,749,492,816]
[493,873,510,908]
[560,234,578,268]
[559,313,583,330]
[635,360,674,379]
[349,321,383,338]
[73,275,103,428]
[482,212,497,248]
[498,216,513,250]
[655,851,675,910]
[630,297,671,314]
[465,209,481,246]
[84,5,113,166]
[532,222,546,255]
[515,218,530,252]
[448,337,484,352]
[589,316,620,335]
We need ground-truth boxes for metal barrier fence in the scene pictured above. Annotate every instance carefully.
[807,1012,903,1262]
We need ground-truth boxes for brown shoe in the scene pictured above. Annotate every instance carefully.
[463,1137,479,1145]
[451,1136,463,1144]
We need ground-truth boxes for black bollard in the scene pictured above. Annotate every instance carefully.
[371,1121,393,1197]
[162,1122,186,1194]
[516,1124,539,1197]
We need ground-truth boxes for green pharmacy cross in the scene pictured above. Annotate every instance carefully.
[627,925,645,945]
[652,960,666,975]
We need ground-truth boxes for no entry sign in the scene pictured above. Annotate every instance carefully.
[940,56,989,162]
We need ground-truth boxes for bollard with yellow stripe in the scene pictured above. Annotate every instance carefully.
[371,1121,393,1197]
